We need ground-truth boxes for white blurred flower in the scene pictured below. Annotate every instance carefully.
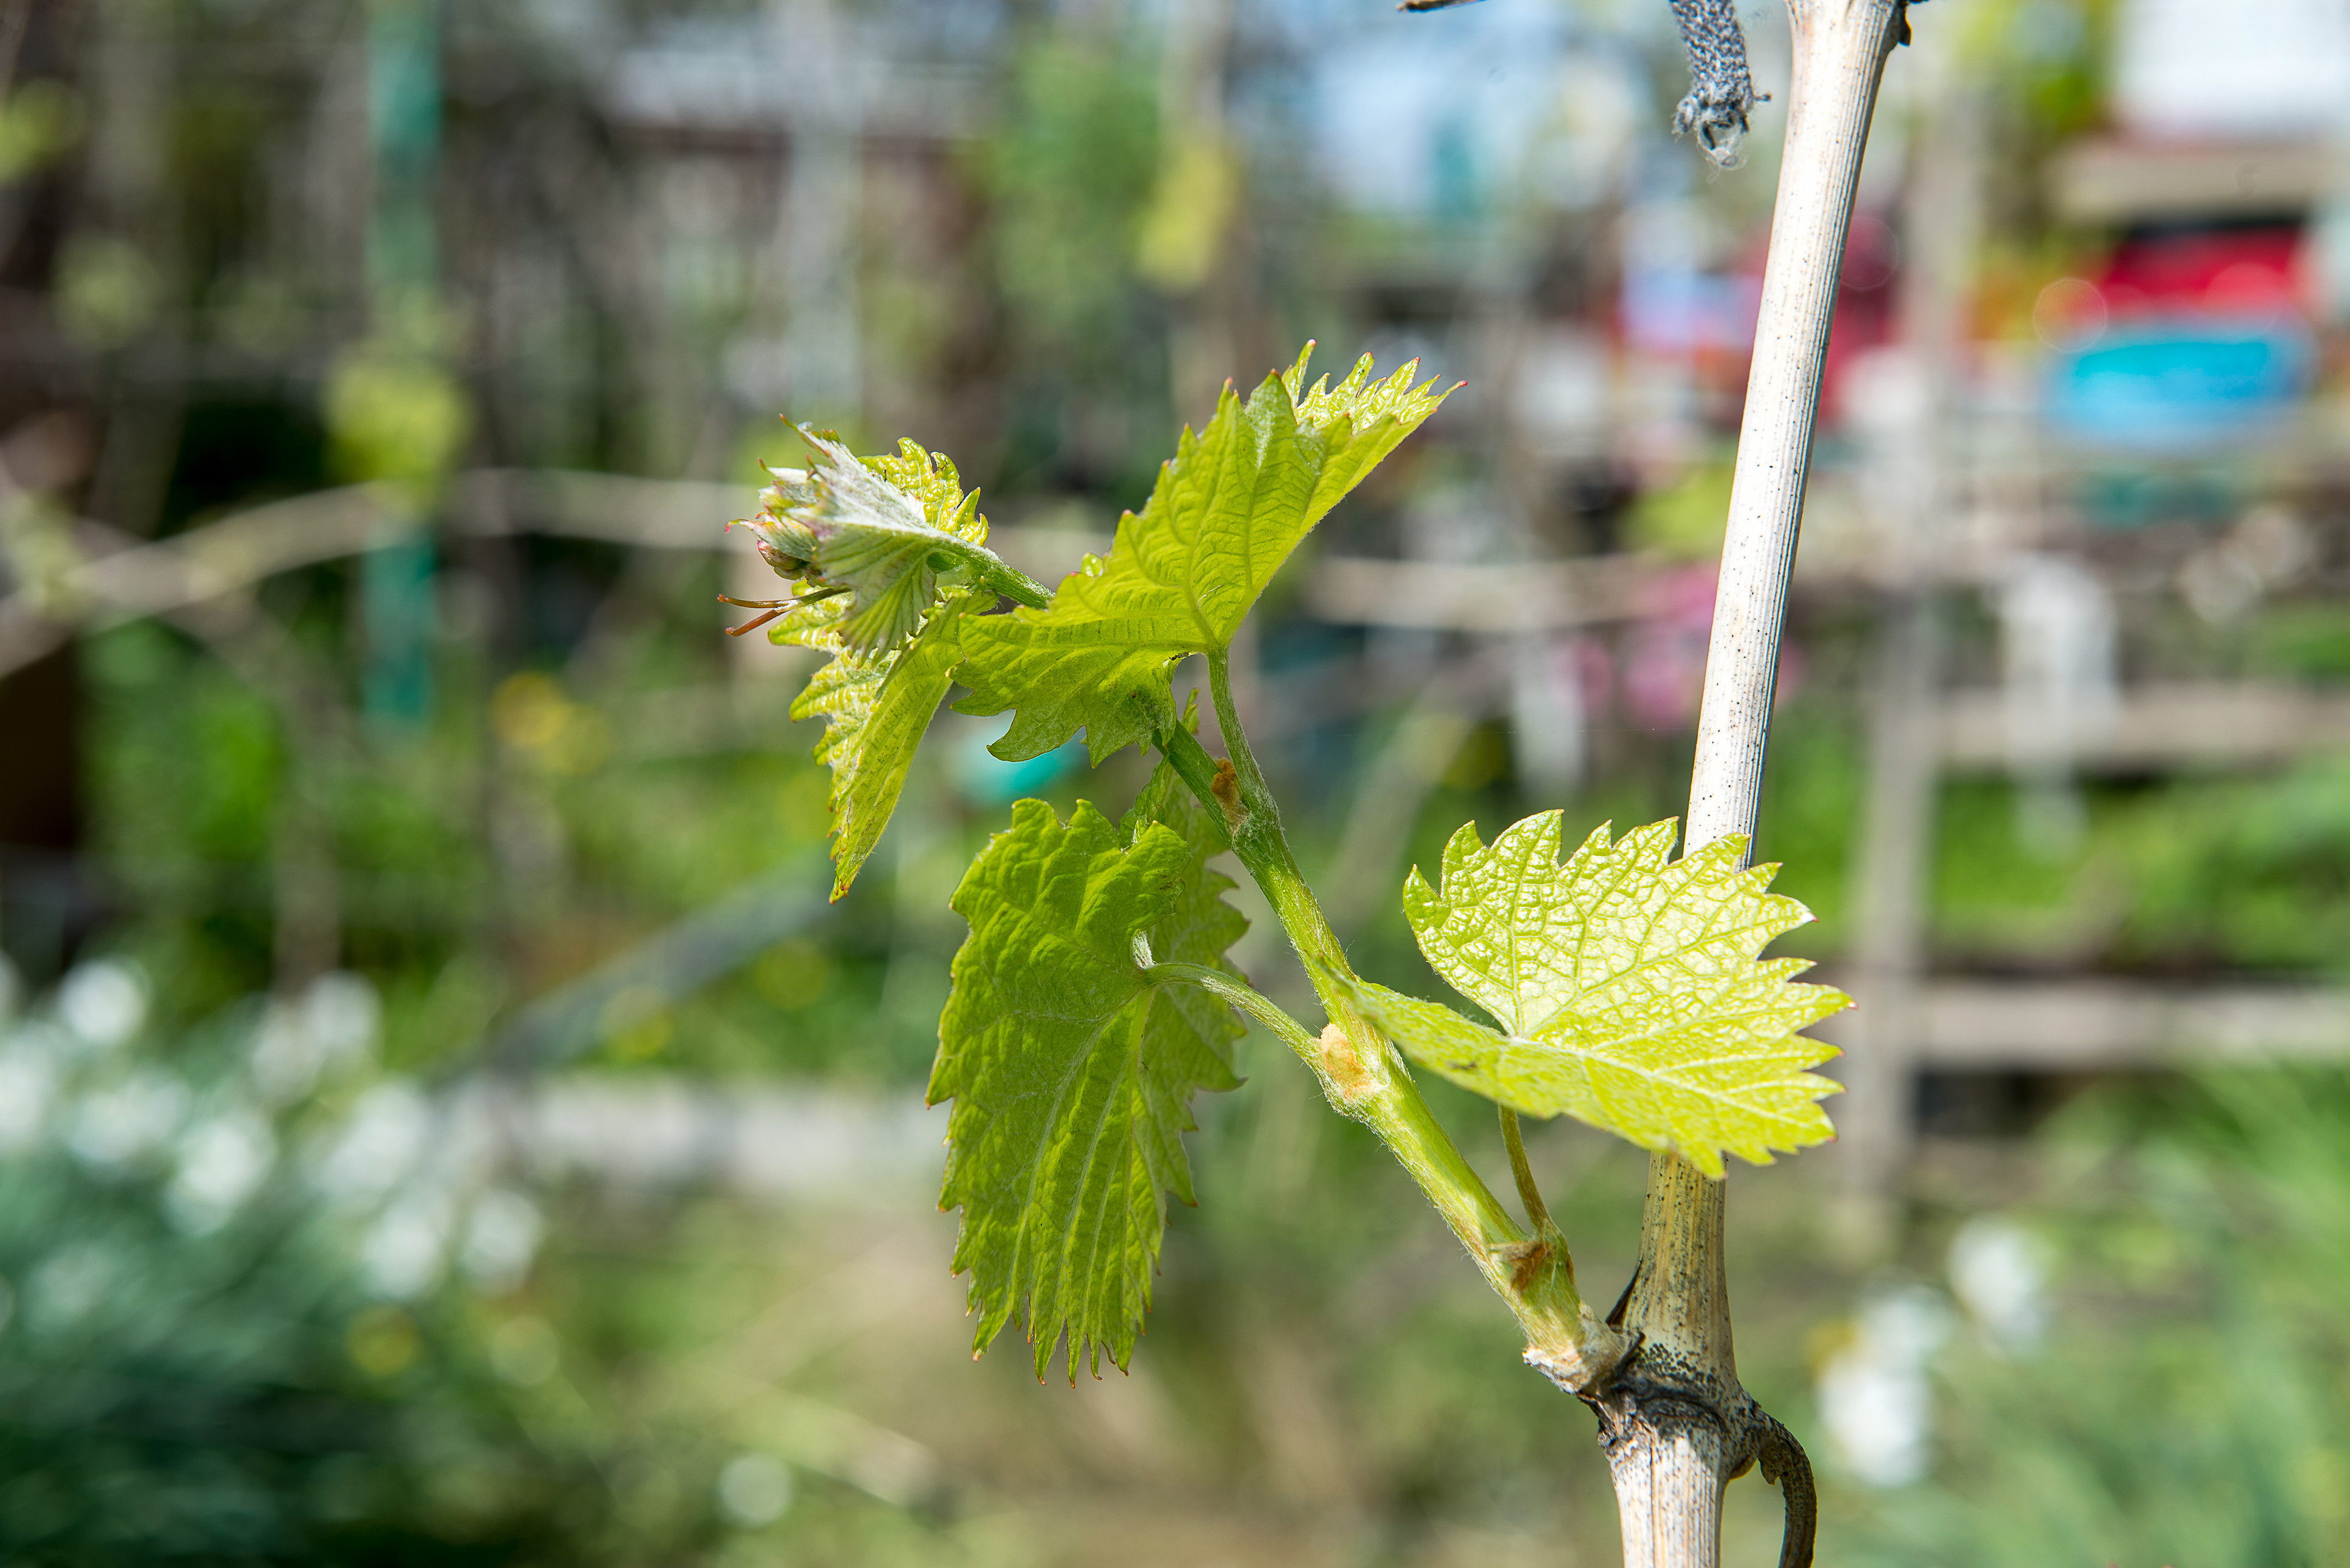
[251,972,381,1106]
[303,972,381,1061]
[28,1243,116,1334]
[64,1070,188,1170]
[166,1108,278,1234]
[314,1082,432,1200]
[1949,1215,2048,1351]
[1816,1283,1953,1488]
[363,1191,452,1299]
[0,1039,60,1155]
[716,1452,793,1527]
[56,960,147,1051]
[460,1189,543,1295]
[250,1006,317,1106]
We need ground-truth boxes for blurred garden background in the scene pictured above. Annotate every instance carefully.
[4,0,2350,1561]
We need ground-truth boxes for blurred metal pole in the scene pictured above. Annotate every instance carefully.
[1841,585,1936,1217]
[479,857,828,1074]
[358,0,443,730]
[1840,70,1983,1229]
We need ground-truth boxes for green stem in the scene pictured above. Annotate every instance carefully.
[1154,723,1231,849]
[1145,653,1621,1385]
[1147,960,1317,1056]
[979,559,1054,611]
[1500,1107,1554,1237]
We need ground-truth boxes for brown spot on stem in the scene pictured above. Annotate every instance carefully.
[1505,1237,1555,1294]
[1209,758,1244,827]
[1315,1023,1373,1104]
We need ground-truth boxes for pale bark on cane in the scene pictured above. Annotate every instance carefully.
[1589,4,1909,1567]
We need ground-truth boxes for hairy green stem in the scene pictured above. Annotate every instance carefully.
[1148,653,1626,1386]
[977,560,1054,611]
[1146,960,1318,1056]
[1500,1107,1560,1243]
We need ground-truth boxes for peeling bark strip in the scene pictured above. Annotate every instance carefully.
[1602,3,1913,1566]
[1667,0,1763,164]
[1752,1412,1819,1568]
[1587,1162,1822,1566]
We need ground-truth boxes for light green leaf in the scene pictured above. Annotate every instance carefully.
[1282,344,1456,523]
[786,591,973,900]
[754,431,1048,654]
[748,430,1054,896]
[931,794,1245,1380]
[1365,814,1847,1178]
[1121,750,1249,1003]
[957,347,1452,763]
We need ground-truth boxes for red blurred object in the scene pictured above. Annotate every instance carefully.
[2095,223,2308,320]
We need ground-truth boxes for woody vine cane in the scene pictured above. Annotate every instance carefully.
[1597,3,1912,1566]
[724,3,1914,1567]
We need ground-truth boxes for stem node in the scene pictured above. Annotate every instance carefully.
[1311,1021,1378,1107]
[1208,756,1246,832]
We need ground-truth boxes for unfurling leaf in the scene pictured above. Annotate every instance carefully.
[956,346,1453,763]
[931,793,1245,1380]
[1362,814,1847,1178]
[786,592,974,900]
[744,430,1048,655]
[743,429,1055,897]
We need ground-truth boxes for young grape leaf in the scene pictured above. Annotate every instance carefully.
[783,590,973,900]
[759,431,1049,654]
[1361,814,1847,1178]
[1120,752,1249,1050]
[1281,344,1456,523]
[956,348,1452,763]
[746,431,1056,897]
[931,793,1245,1380]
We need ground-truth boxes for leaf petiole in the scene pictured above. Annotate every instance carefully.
[1500,1106,1558,1240]
[975,560,1054,611]
[1148,651,1626,1388]
[1145,961,1318,1057]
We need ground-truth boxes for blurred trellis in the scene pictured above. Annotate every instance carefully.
[5,0,2350,1562]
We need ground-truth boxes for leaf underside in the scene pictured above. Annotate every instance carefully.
[930,782,1245,1380]
[772,432,1031,654]
[956,348,1452,764]
[1366,814,1848,1178]
[784,591,973,900]
[761,435,1017,898]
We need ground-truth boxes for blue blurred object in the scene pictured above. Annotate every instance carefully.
[2045,319,2315,448]
[2077,466,2235,531]
[953,727,1086,806]
[363,537,436,724]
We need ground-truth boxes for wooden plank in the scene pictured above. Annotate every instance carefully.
[1840,595,1941,1198]
[1910,980,2350,1070]
[1939,682,2350,771]
[1301,553,1657,632]
[2047,137,2339,225]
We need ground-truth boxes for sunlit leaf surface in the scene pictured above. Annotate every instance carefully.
[1364,814,1847,1177]
[930,787,1244,1379]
